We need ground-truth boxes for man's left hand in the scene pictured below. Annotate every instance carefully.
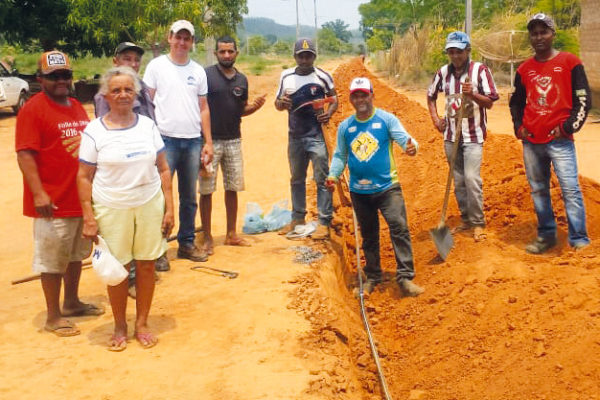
[317,111,331,124]
[548,125,564,139]
[405,138,417,156]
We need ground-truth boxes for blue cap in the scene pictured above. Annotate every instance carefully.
[445,31,470,50]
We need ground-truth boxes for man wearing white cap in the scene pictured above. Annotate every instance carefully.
[427,31,499,242]
[16,51,104,336]
[326,78,424,297]
[143,20,213,262]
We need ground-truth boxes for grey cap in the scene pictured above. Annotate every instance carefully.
[527,13,556,32]
[294,38,316,55]
[114,42,144,56]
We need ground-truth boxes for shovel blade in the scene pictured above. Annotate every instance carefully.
[430,225,453,260]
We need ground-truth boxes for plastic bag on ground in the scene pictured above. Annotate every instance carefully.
[263,200,292,231]
[242,202,267,234]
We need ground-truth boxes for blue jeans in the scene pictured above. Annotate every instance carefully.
[162,136,202,246]
[288,135,333,225]
[444,141,485,227]
[523,139,590,247]
[350,185,415,282]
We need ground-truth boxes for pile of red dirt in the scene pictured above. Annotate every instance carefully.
[299,58,600,399]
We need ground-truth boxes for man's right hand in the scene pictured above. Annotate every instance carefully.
[325,177,337,192]
[276,95,292,111]
[516,125,533,140]
[33,191,56,218]
[434,118,447,133]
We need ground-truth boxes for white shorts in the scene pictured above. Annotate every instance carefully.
[33,217,92,274]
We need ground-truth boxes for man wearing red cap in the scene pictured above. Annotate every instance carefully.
[326,77,424,297]
[16,51,104,337]
[510,13,591,253]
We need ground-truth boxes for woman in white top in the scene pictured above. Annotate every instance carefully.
[77,66,174,351]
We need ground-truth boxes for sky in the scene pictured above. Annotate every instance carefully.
[246,0,369,30]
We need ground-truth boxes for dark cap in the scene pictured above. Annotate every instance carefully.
[527,13,556,32]
[294,38,316,55]
[114,42,144,56]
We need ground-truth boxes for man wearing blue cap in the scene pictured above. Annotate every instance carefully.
[275,38,338,239]
[427,31,499,242]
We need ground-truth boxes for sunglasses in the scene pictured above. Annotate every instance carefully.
[44,71,73,81]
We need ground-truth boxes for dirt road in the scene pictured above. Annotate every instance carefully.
[0,56,598,400]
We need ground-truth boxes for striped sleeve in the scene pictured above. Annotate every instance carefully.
[316,67,335,92]
[477,64,499,101]
[427,69,443,99]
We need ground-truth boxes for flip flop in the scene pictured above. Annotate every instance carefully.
[62,303,105,317]
[107,334,128,352]
[44,320,81,337]
[451,223,471,234]
[224,236,251,247]
[473,227,487,242]
[135,331,158,349]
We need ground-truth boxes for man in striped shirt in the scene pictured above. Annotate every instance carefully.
[427,31,499,242]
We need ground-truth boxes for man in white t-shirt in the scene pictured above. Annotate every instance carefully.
[143,19,213,262]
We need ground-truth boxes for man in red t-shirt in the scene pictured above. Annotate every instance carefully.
[509,14,591,254]
[16,51,104,337]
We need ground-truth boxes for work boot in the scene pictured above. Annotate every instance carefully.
[177,244,208,262]
[525,236,557,254]
[311,224,330,240]
[398,279,424,297]
[155,254,170,271]
[353,279,378,298]
[279,219,304,235]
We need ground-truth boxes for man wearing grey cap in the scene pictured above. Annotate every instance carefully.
[143,19,213,262]
[427,31,498,242]
[509,13,591,254]
[275,38,338,240]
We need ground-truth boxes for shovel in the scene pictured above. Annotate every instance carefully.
[430,91,466,260]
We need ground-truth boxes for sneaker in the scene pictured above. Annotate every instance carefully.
[525,237,557,254]
[311,224,330,240]
[398,279,424,297]
[279,219,305,235]
[177,244,208,262]
[155,254,170,271]
[573,242,590,251]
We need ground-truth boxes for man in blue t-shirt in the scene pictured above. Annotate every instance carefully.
[326,77,424,297]
[275,38,338,239]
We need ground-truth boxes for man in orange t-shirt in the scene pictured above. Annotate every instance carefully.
[16,51,104,337]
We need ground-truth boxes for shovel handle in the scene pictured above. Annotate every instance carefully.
[439,92,466,224]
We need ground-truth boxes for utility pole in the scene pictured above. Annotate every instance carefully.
[314,0,318,53]
[465,0,472,36]
[296,0,300,39]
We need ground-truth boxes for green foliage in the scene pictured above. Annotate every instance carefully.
[271,40,293,55]
[554,28,580,55]
[366,29,394,51]
[321,19,352,43]
[247,35,270,55]
[317,28,353,54]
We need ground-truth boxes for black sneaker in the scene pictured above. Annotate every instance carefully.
[525,237,557,254]
[155,254,170,271]
[177,244,208,262]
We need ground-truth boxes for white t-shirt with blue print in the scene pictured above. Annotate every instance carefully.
[329,108,418,194]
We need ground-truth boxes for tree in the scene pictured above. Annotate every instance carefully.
[247,35,270,55]
[321,19,352,42]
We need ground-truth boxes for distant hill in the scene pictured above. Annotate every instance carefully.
[238,17,316,40]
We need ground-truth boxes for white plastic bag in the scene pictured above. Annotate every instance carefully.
[91,235,128,286]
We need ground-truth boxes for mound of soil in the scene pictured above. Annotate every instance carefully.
[300,58,600,400]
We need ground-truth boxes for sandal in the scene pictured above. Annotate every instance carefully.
[224,236,251,247]
[107,334,128,352]
[135,331,158,349]
[473,226,487,242]
[451,223,471,234]
[44,320,81,337]
[62,303,105,317]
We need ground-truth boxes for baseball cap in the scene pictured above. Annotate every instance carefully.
[445,31,470,50]
[349,77,373,94]
[38,51,72,75]
[170,19,195,36]
[114,42,144,56]
[527,13,556,32]
[294,38,316,55]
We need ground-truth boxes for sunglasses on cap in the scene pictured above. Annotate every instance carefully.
[44,70,73,81]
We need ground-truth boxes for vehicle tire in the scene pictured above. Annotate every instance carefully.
[13,91,27,114]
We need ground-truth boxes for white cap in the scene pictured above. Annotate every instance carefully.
[349,77,373,94]
[170,19,195,36]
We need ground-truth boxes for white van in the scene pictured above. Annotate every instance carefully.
[0,62,29,114]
